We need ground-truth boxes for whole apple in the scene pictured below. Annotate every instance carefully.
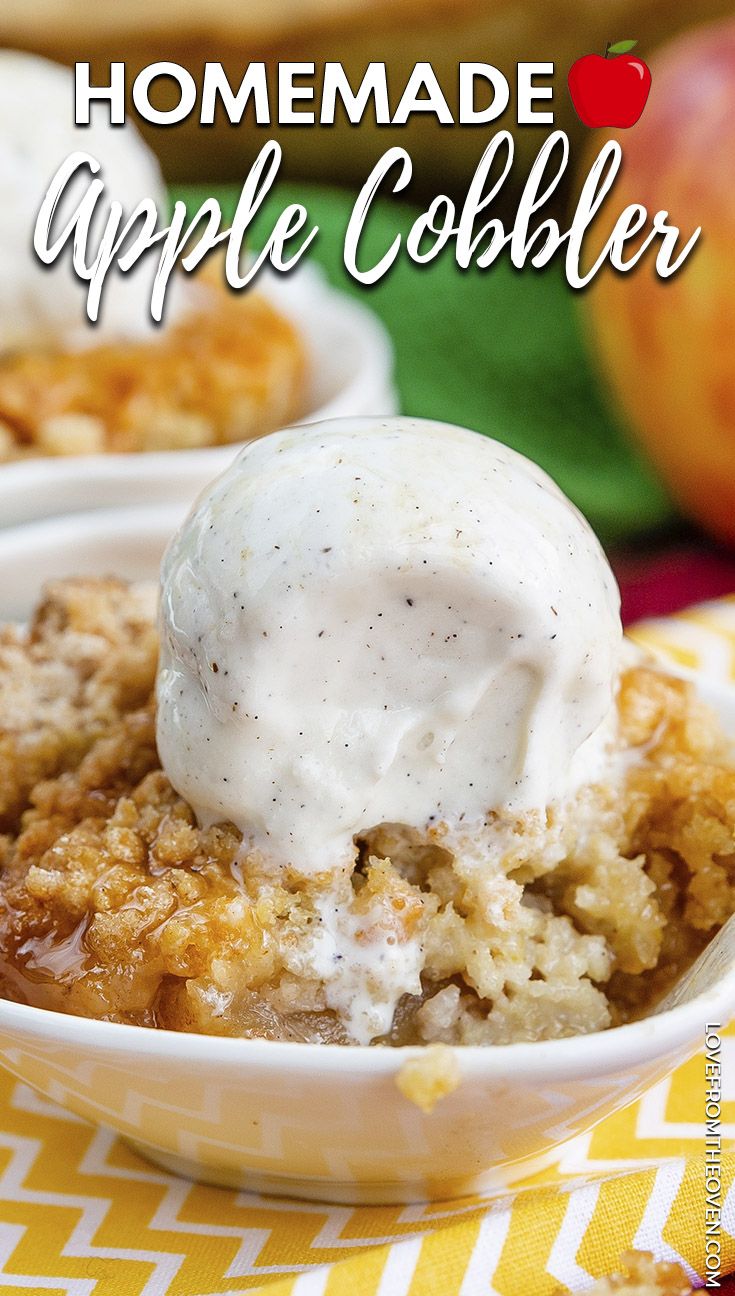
[569,42,652,128]
[583,17,735,545]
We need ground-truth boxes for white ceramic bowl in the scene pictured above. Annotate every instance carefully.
[0,509,732,1204]
[0,505,184,620]
[0,265,398,530]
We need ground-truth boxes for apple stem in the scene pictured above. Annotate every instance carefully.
[605,41,612,58]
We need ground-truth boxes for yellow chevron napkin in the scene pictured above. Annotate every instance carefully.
[0,599,734,1296]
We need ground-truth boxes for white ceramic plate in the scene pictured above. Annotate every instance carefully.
[0,265,398,530]
[0,509,732,1203]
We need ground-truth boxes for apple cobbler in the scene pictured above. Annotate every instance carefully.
[0,577,732,1044]
[0,282,305,459]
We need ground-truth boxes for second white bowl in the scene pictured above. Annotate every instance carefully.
[0,265,398,530]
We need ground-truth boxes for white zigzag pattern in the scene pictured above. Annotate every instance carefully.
[459,1206,513,1296]
[233,1181,518,1250]
[0,1103,350,1295]
[637,1064,735,1142]
[555,1128,668,1178]
[81,1125,313,1281]
[545,1182,600,1291]
[2,1075,708,1296]
[0,1122,184,1295]
[290,1269,330,1296]
[81,1126,524,1286]
[149,1177,298,1280]
[11,1083,88,1125]
[375,1236,423,1296]
[0,1050,730,1296]
[632,1160,696,1283]
[83,1122,446,1288]
[0,1221,94,1295]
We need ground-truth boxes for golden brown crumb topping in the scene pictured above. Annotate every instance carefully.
[0,282,304,459]
[0,579,732,1044]
[555,1250,692,1296]
[0,578,157,832]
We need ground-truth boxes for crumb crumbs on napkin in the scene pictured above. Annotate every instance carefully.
[395,1043,461,1113]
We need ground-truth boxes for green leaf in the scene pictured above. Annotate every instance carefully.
[608,39,638,55]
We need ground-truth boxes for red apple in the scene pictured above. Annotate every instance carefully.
[569,41,652,128]
[583,17,735,545]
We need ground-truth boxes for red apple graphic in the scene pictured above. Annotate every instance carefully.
[568,40,652,128]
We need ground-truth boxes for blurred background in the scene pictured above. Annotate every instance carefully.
[0,0,731,187]
[2,0,735,623]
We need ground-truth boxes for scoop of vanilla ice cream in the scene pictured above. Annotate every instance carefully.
[157,417,622,874]
[0,50,179,351]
